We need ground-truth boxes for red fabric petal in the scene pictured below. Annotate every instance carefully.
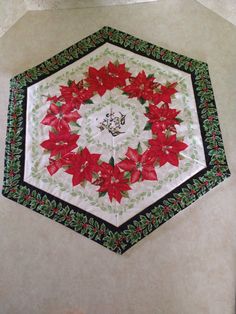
[59,143,78,157]
[113,189,122,203]
[88,67,98,77]
[131,170,141,183]
[98,183,109,193]
[152,93,162,105]
[41,114,57,126]
[72,172,84,186]
[167,152,179,166]
[117,159,136,171]
[59,119,70,131]
[47,159,63,175]
[107,187,122,203]
[172,141,188,153]
[40,139,54,151]
[97,85,107,96]
[140,150,156,164]
[91,153,101,163]
[158,152,168,167]
[84,168,93,182]
[115,182,131,191]
[142,167,157,181]
[126,147,140,162]
[50,103,60,114]
[167,134,177,144]
[63,111,80,122]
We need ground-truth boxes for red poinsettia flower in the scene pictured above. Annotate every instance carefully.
[85,66,114,96]
[107,61,131,87]
[60,80,92,109]
[149,132,188,166]
[122,70,155,100]
[40,130,79,157]
[117,148,157,183]
[145,104,180,133]
[65,148,101,186]
[41,103,80,131]
[46,152,76,175]
[97,163,131,203]
[153,82,177,105]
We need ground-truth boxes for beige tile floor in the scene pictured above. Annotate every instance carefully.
[0,0,236,313]
[1,0,236,37]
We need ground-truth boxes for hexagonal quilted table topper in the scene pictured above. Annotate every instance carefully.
[3,27,230,253]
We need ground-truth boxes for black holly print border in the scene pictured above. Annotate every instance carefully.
[2,26,230,254]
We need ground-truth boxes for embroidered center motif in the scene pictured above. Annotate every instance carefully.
[97,109,126,137]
